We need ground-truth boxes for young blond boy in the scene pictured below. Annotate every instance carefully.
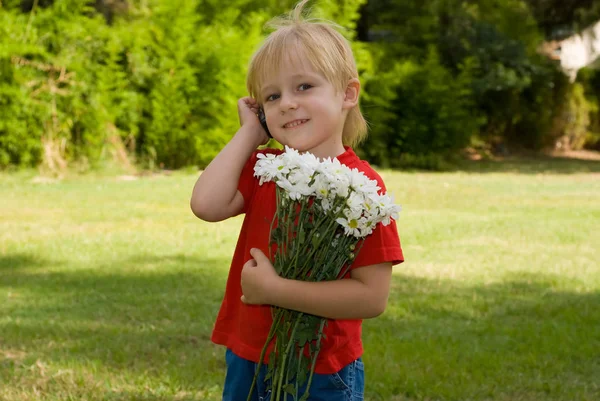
[191,1,403,399]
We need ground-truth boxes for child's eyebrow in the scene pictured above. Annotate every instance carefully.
[261,73,322,95]
[289,73,321,80]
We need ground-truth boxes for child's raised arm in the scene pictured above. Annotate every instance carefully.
[190,97,268,222]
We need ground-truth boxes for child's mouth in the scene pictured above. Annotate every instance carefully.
[283,119,309,129]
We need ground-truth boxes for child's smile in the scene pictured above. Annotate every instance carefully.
[282,118,310,129]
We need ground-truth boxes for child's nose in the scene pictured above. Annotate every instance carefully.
[279,93,298,112]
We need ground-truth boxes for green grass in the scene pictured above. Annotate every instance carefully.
[1,156,599,401]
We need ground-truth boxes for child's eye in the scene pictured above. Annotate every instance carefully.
[298,83,312,91]
[266,94,280,102]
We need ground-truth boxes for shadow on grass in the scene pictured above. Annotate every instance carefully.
[0,253,48,270]
[364,272,600,400]
[451,153,600,174]
[0,252,229,395]
[2,255,599,401]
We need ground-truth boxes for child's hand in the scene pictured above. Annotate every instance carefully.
[238,97,269,145]
[240,248,281,305]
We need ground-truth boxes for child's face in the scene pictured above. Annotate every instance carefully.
[259,56,348,159]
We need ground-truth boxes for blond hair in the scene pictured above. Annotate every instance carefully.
[246,0,368,147]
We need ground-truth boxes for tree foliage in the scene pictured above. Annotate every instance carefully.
[358,0,599,167]
[0,0,599,170]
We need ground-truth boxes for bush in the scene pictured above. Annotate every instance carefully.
[0,12,45,167]
[2,0,599,170]
[0,0,369,170]
[361,47,480,168]
[578,68,600,150]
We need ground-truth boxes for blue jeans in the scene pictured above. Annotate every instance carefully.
[222,349,365,401]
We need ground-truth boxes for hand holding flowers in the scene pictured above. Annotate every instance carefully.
[241,248,281,305]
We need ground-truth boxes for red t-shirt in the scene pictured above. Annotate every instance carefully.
[211,146,404,374]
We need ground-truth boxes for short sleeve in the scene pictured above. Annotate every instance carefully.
[351,176,404,269]
[352,219,404,269]
[237,152,259,214]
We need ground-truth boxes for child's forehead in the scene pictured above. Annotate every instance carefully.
[258,51,324,88]
[262,63,320,85]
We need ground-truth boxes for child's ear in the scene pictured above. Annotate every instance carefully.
[342,78,360,109]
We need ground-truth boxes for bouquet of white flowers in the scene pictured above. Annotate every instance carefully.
[247,146,400,401]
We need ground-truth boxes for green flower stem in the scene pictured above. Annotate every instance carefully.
[274,313,302,401]
[247,308,284,401]
[283,199,295,270]
[294,217,338,278]
[295,346,303,399]
[288,199,308,277]
[283,313,303,393]
[301,319,327,401]
[269,189,282,261]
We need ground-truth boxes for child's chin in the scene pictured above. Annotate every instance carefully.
[284,141,310,152]
[279,139,304,150]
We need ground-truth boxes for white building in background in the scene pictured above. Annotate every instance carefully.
[543,20,600,81]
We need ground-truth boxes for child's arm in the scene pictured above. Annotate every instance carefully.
[240,248,392,320]
[190,97,268,222]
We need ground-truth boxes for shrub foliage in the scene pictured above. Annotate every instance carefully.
[1,0,599,170]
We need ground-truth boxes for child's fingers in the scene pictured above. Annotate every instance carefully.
[249,248,269,263]
[239,98,259,114]
[240,96,257,106]
[247,102,260,113]
[238,97,251,109]
[242,258,257,270]
[237,97,263,128]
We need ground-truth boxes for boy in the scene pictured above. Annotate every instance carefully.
[190,1,403,399]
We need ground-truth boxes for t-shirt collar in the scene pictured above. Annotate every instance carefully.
[334,146,357,167]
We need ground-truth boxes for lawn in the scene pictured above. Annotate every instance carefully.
[1,155,599,401]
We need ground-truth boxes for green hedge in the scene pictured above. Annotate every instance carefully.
[1,0,599,170]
